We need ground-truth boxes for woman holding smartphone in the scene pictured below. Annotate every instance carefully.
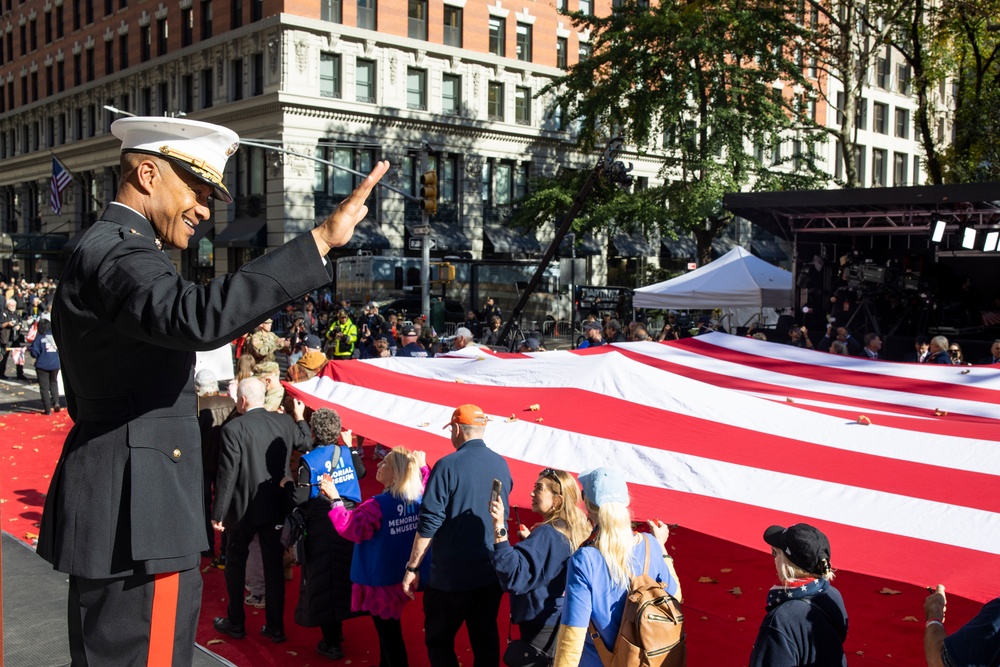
[489,468,592,663]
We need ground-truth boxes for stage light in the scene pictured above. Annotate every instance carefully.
[931,218,947,243]
[962,226,977,249]
[984,230,1000,252]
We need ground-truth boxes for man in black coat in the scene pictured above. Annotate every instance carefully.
[211,378,311,643]
[35,116,387,666]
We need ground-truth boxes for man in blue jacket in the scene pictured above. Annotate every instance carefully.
[402,404,512,667]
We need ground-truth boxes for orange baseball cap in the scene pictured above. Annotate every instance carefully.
[444,404,488,428]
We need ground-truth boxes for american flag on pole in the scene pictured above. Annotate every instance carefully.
[283,333,1000,603]
[50,155,73,215]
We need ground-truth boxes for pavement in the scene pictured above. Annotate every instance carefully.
[0,358,48,415]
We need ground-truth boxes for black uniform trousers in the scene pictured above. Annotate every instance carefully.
[224,520,285,630]
[68,566,202,667]
[423,582,504,667]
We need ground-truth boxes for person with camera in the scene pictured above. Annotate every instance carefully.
[1,297,26,380]
[786,325,814,349]
[327,309,358,360]
[482,296,502,323]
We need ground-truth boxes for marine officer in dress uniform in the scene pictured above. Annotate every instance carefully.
[35,116,388,666]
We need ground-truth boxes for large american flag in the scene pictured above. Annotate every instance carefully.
[283,333,1000,603]
[50,156,73,215]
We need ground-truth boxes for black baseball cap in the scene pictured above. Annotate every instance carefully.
[763,523,831,574]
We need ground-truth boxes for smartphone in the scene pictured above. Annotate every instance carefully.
[490,478,502,506]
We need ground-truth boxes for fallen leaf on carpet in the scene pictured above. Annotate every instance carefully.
[286,651,297,656]
[202,566,211,573]
[0,499,6,504]
[528,404,540,411]
[720,568,732,573]
[535,418,544,422]
[11,445,22,449]
[206,639,224,645]
[856,651,865,656]
[698,576,718,584]
[728,587,742,597]
[43,474,49,478]
[24,531,38,539]
[879,587,901,595]
[701,616,708,620]
[419,422,430,427]
[736,617,745,622]
[455,379,465,383]
[903,616,919,622]
[506,415,518,422]
[34,448,39,452]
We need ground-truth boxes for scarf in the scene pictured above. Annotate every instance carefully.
[765,576,829,611]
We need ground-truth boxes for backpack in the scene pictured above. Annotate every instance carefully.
[588,536,686,667]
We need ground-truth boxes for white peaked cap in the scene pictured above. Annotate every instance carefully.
[111,116,240,203]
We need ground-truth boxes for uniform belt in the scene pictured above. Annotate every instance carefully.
[74,394,196,422]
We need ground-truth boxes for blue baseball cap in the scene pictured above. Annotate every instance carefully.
[578,467,630,507]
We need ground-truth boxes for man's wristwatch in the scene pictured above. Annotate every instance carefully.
[495,526,508,539]
[405,564,420,573]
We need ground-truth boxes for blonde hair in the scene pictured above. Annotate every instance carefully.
[587,499,636,588]
[774,549,836,585]
[383,447,423,504]
[235,354,256,382]
[538,470,592,550]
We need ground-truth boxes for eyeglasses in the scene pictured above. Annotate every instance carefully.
[539,468,563,494]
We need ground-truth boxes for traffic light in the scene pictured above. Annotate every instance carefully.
[438,262,455,282]
[420,170,438,216]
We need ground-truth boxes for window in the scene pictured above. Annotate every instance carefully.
[232,58,244,101]
[873,102,887,134]
[201,68,213,108]
[439,156,457,203]
[140,24,150,62]
[912,155,921,186]
[578,43,591,60]
[314,145,378,210]
[320,53,341,98]
[56,5,65,39]
[894,108,909,139]
[45,11,52,44]
[406,68,426,110]
[514,86,530,124]
[182,7,193,46]
[104,39,113,75]
[896,63,912,95]
[86,47,95,82]
[57,60,65,92]
[357,0,376,30]
[408,0,427,40]
[231,0,243,29]
[0,36,3,67]
[579,0,591,14]
[442,73,460,114]
[19,24,25,56]
[322,0,342,23]
[443,6,462,47]
[201,0,213,39]
[516,23,531,62]
[489,17,505,57]
[356,58,376,103]
[73,0,82,30]
[251,0,262,22]
[158,81,169,115]
[556,37,567,69]
[73,53,82,86]
[855,97,867,131]
[30,71,38,102]
[872,148,887,186]
[875,56,889,89]
[30,18,37,51]
[181,74,194,112]
[893,152,908,186]
[157,17,168,56]
[252,53,263,96]
[46,64,53,96]
[119,34,128,69]
[140,86,152,115]
[105,0,113,15]
[487,81,504,120]
[834,90,844,126]
[854,145,866,184]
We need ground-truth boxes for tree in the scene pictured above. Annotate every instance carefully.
[803,0,916,187]
[935,0,1000,182]
[520,0,826,266]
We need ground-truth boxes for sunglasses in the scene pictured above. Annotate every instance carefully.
[539,468,563,494]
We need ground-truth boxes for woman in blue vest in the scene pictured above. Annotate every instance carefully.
[320,446,429,667]
[28,317,61,414]
[291,408,366,661]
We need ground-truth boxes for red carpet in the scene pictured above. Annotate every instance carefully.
[2,410,985,665]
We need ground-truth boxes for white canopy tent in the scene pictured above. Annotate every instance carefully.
[634,246,793,309]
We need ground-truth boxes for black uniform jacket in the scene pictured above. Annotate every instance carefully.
[37,203,331,578]
[212,408,311,528]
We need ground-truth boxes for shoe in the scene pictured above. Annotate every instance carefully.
[316,641,344,659]
[213,617,246,639]
[260,625,287,644]
[54,406,61,413]
[211,555,226,570]
[43,409,52,415]
[244,593,266,609]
